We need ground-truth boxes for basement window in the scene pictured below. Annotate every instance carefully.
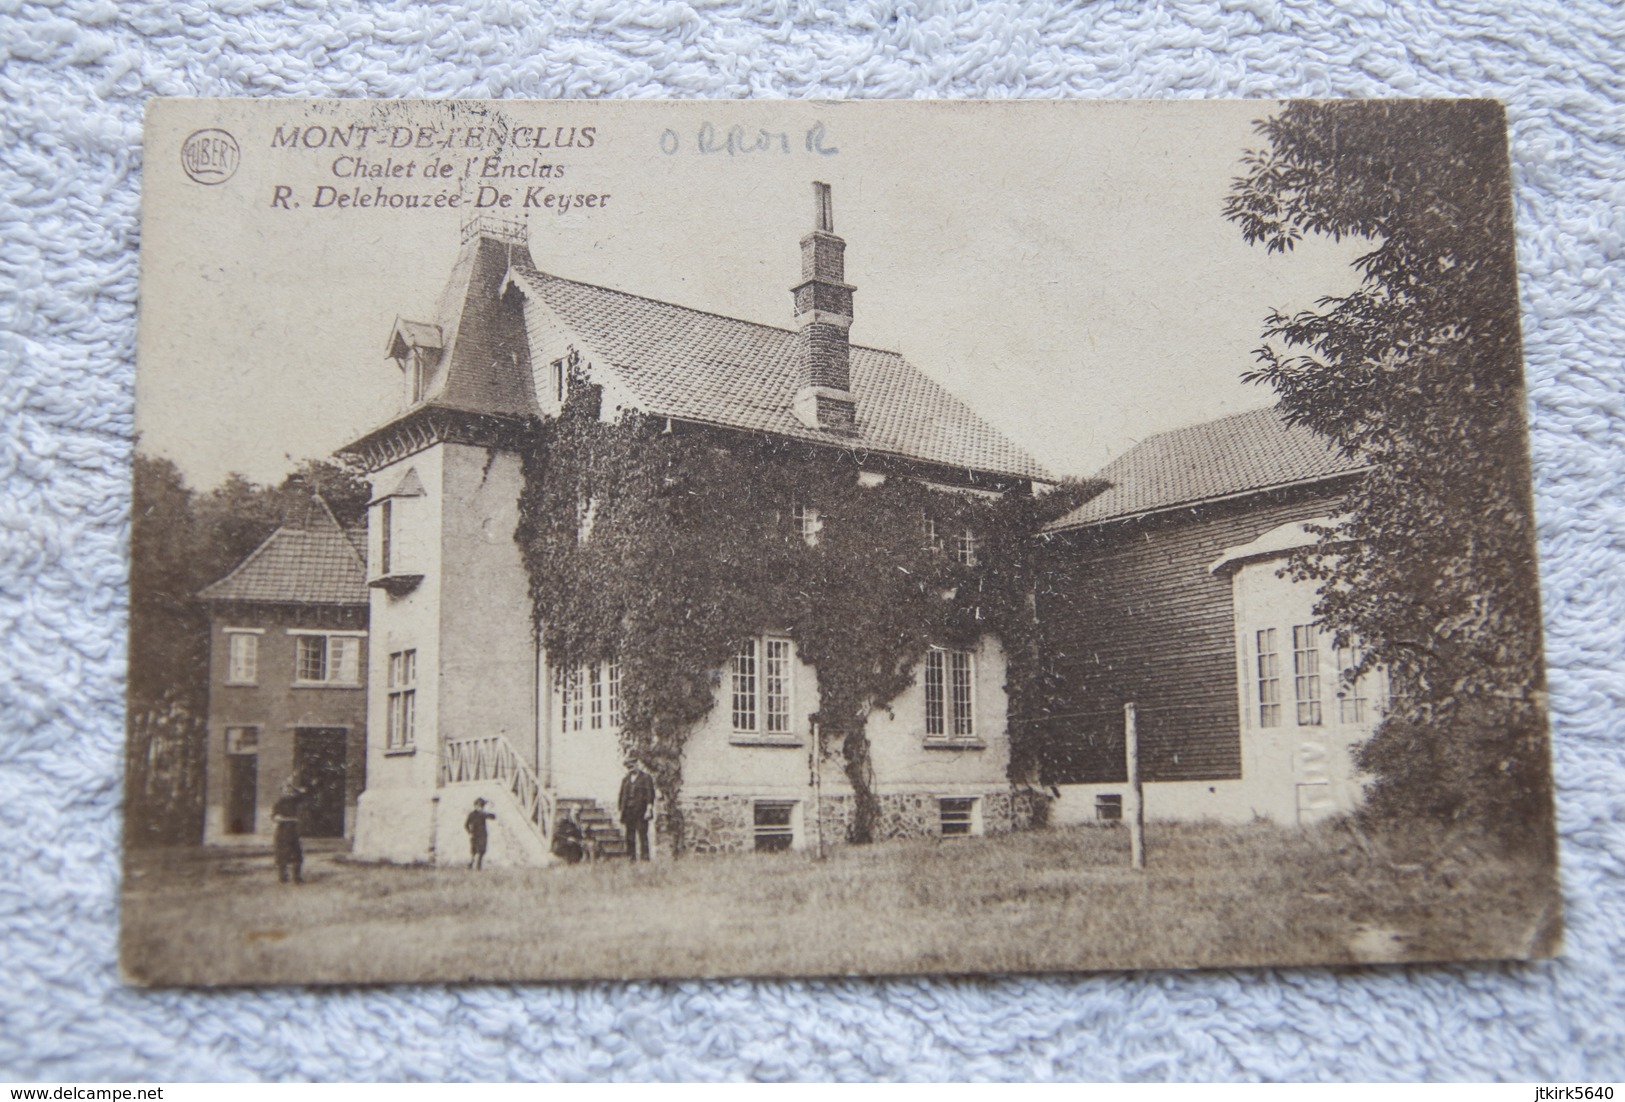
[939,797,978,837]
[1095,794,1123,822]
[753,801,796,852]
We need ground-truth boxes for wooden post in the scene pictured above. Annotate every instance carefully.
[810,720,825,860]
[1125,702,1146,870]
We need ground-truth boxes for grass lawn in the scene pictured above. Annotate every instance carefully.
[120,820,1560,986]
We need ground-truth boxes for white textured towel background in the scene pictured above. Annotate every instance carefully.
[1,0,1622,1082]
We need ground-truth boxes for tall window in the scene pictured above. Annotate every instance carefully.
[560,666,585,732]
[550,350,583,404]
[1337,643,1371,724]
[576,494,599,543]
[791,501,822,546]
[379,499,393,574]
[953,528,980,566]
[731,636,795,735]
[921,514,944,553]
[549,357,566,403]
[226,631,258,685]
[925,648,975,739]
[1293,624,1322,726]
[409,351,429,404]
[557,662,619,733]
[1255,628,1281,727]
[387,649,416,750]
[294,633,361,685]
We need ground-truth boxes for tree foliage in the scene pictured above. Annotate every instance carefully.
[516,388,1088,848]
[1224,100,1550,834]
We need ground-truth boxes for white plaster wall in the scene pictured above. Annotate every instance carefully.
[353,447,445,863]
[543,660,630,815]
[433,782,552,869]
[679,641,824,801]
[866,634,1011,796]
[438,443,536,768]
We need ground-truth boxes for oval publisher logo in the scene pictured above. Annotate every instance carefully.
[181,128,241,185]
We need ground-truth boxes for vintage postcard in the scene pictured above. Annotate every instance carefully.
[124,98,1560,985]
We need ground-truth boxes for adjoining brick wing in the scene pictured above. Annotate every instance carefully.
[1038,406,1367,800]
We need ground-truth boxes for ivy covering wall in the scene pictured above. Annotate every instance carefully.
[515,388,1088,848]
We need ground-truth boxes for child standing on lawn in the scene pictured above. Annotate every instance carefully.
[465,797,496,870]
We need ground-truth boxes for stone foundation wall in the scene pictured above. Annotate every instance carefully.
[675,787,1050,854]
[679,794,758,855]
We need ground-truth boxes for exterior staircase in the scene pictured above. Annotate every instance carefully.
[555,796,628,859]
[439,735,554,865]
[439,736,632,864]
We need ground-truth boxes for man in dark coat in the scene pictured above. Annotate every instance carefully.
[271,782,304,884]
[465,798,496,870]
[617,760,656,861]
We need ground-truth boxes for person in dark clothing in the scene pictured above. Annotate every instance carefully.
[618,760,656,861]
[465,798,496,869]
[552,808,586,865]
[271,782,304,884]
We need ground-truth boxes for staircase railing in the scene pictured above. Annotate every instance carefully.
[439,735,553,846]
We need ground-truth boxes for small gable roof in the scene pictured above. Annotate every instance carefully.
[387,318,442,358]
[1048,405,1367,531]
[505,259,1051,483]
[199,497,368,606]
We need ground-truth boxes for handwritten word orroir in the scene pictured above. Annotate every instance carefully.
[659,121,839,157]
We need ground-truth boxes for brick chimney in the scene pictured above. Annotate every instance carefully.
[790,182,857,432]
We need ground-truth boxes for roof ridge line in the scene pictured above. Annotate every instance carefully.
[514,262,908,358]
[1051,466,1372,531]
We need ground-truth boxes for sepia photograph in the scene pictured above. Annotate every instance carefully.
[123,97,1560,986]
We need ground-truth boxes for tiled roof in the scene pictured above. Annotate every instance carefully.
[199,498,369,606]
[1048,405,1367,530]
[416,235,540,420]
[507,259,1051,482]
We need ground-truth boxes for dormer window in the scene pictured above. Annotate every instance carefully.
[386,319,443,409]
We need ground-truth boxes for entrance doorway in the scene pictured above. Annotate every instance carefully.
[226,755,257,834]
[225,726,259,835]
[294,727,348,837]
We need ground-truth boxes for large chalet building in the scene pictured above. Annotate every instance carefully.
[340,190,1052,865]
[1037,407,1381,826]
